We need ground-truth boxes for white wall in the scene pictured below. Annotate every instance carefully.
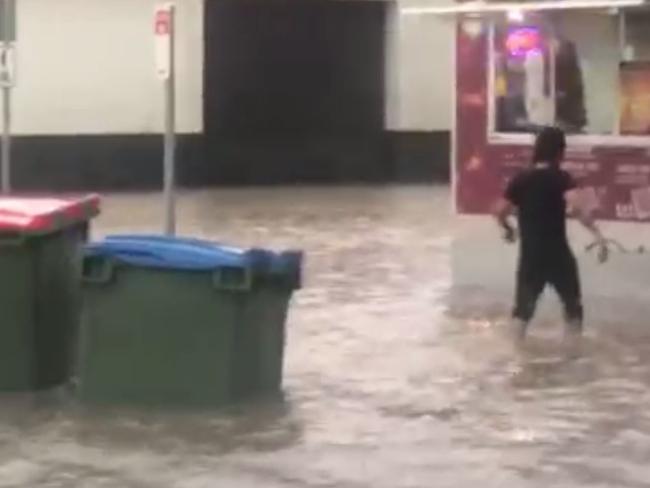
[385,1,454,132]
[11,0,452,136]
[10,0,203,135]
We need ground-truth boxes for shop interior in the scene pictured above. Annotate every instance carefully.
[491,8,650,139]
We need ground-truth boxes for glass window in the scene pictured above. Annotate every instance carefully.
[491,11,620,136]
[624,11,650,62]
[620,11,650,135]
[493,19,555,133]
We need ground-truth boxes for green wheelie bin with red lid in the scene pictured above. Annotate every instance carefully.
[0,195,100,391]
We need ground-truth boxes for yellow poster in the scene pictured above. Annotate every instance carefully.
[620,62,650,135]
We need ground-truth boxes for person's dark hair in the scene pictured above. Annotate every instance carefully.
[532,126,566,167]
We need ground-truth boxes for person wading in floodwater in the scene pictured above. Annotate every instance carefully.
[493,126,608,341]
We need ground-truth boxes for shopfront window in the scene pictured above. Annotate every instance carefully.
[624,11,650,62]
[490,9,650,140]
[493,19,556,133]
[620,11,650,135]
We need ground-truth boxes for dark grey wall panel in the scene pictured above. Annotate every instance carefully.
[8,132,449,191]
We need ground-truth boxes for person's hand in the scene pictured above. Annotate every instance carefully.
[596,240,609,264]
[503,225,517,244]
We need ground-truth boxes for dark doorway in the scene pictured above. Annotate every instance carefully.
[203,0,388,184]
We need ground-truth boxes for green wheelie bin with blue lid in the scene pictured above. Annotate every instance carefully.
[0,195,100,391]
[78,235,302,407]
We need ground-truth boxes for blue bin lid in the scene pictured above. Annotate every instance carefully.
[86,234,247,271]
[105,234,226,249]
[86,235,303,287]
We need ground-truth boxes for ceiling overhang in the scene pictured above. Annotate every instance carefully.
[401,0,647,16]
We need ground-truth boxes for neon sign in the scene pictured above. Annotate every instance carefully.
[505,27,542,56]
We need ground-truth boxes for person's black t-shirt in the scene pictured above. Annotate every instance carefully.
[505,165,577,257]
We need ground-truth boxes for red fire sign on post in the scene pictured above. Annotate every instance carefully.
[154,4,174,80]
[155,9,171,35]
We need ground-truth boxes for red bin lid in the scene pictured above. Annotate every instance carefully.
[0,194,101,234]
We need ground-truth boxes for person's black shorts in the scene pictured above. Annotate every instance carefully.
[513,250,583,328]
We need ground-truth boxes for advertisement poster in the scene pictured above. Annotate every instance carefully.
[456,22,650,222]
[620,62,650,136]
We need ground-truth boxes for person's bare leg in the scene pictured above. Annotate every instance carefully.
[562,319,583,358]
[551,253,583,346]
[512,318,529,343]
[512,261,543,344]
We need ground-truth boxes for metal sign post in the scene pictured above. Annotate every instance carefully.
[0,0,15,195]
[155,3,176,235]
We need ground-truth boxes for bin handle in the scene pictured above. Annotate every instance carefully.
[0,233,27,247]
[212,266,252,292]
[82,256,115,285]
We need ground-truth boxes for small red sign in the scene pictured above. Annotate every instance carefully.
[155,10,171,36]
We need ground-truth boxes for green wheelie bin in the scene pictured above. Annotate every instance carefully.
[78,235,302,407]
[0,195,100,391]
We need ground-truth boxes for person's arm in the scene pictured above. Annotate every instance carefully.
[494,176,520,243]
[565,188,608,262]
[493,197,517,243]
[565,189,602,239]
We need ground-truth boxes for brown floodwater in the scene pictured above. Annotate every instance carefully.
[2,185,650,488]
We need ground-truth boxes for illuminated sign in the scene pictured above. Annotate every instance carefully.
[505,27,542,56]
